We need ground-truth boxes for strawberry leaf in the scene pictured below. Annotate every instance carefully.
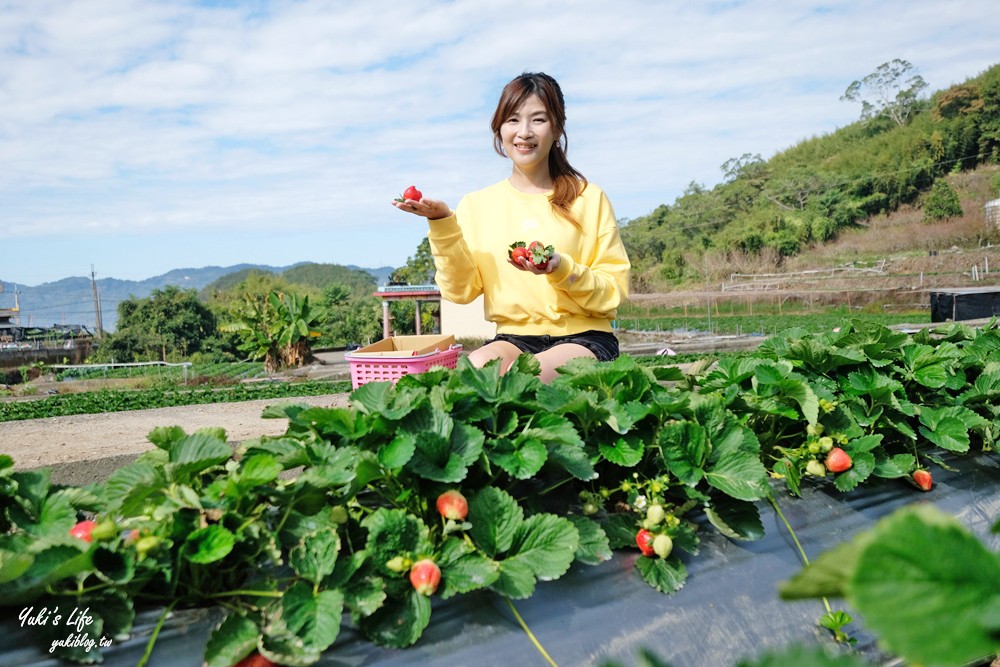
[704,425,770,501]
[489,436,547,479]
[278,580,344,652]
[358,588,431,649]
[848,505,1000,667]
[290,530,340,584]
[567,515,613,565]
[437,537,500,599]
[490,513,579,599]
[635,554,687,593]
[599,433,645,467]
[362,509,432,576]
[377,432,416,469]
[704,495,764,541]
[184,525,236,564]
[204,612,261,667]
[832,451,875,492]
[468,487,523,557]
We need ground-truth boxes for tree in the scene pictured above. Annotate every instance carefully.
[220,290,326,372]
[923,179,963,222]
[391,237,436,285]
[841,59,928,127]
[96,286,216,362]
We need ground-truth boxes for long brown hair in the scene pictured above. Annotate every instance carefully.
[490,72,587,224]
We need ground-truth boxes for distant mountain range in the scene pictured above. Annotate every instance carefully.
[0,263,396,332]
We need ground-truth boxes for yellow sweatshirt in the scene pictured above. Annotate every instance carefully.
[427,179,631,336]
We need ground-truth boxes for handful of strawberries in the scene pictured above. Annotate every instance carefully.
[508,240,555,270]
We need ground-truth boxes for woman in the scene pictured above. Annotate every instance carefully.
[392,72,630,383]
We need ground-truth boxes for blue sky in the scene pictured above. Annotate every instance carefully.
[1,0,998,286]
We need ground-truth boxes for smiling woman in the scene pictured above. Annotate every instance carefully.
[391,72,632,383]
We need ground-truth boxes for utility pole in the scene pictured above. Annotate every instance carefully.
[91,265,104,339]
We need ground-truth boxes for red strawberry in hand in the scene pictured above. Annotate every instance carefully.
[395,185,422,203]
[912,469,933,491]
[508,241,530,263]
[635,529,655,557]
[70,520,97,543]
[824,447,852,473]
[526,241,555,270]
[409,559,441,596]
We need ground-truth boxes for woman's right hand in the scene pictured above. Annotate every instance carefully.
[391,197,451,220]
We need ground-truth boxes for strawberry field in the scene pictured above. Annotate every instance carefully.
[2,318,1000,666]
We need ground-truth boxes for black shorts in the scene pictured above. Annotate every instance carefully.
[488,330,620,362]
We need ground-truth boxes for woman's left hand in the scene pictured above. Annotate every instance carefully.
[508,252,561,275]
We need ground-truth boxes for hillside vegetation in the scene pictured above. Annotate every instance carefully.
[619,61,1000,293]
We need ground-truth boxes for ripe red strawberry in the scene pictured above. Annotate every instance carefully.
[409,559,441,596]
[232,651,276,667]
[508,241,530,263]
[635,528,655,557]
[526,240,555,270]
[70,520,97,543]
[912,469,933,491]
[824,447,852,473]
[436,490,468,521]
[394,185,423,203]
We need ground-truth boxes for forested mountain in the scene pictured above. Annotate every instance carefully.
[619,61,1000,291]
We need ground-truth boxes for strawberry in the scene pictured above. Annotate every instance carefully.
[652,534,673,559]
[824,447,852,473]
[526,240,555,270]
[805,459,827,477]
[436,490,468,521]
[635,528,655,557]
[394,185,423,203]
[409,559,441,596]
[508,241,530,263]
[912,469,933,491]
[232,651,276,667]
[70,519,97,543]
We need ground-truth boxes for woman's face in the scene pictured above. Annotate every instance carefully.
[499,94,556,176]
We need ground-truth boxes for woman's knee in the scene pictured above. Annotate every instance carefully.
[468,341,523,372]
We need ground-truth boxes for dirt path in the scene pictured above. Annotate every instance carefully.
[3,393,350,484]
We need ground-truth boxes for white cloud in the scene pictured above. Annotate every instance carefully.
[0,0,998,284]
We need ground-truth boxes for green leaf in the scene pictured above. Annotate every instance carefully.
[600,512,640,550]
[704,427,770,501]
[279,580,344,651]
[736,644,873,667]
[437,538,500,599]
[779,540,863,600]
[872,453,916,478]
[238,454,282,490]
[167,431,233,481]
[567,516,613,565]
[103,461,168,513]
[351,382,423,420]
[490,437,548,479]
[0,545,93,606]
[0,549,33,584]
[918,405,982,453]
[290,530,340,584]
[377,432,416,469]
[362,509,432,575]
[92,546,136,584]
[359,589,431,649]
[635,555,687,593]
[659,421,708,486]
[848,505,1000,667]
[407,422,484,484]
[204,612,261,667]
[491,513,579,599]
[599,433,645,467]
[704,496,765,541]
[184,525,236,564]
[148,425,187,450]
[468,487,523,558]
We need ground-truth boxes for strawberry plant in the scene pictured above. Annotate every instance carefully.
[2,317,1000,665]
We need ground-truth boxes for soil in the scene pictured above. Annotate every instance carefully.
[4,393,351,486]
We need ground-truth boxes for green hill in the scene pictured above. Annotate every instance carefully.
[620,61,1000,292]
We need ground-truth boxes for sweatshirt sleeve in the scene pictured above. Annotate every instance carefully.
[425,203,484,305]
[546,191,630,316]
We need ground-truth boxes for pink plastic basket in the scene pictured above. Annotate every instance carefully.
[345,345,463,389]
